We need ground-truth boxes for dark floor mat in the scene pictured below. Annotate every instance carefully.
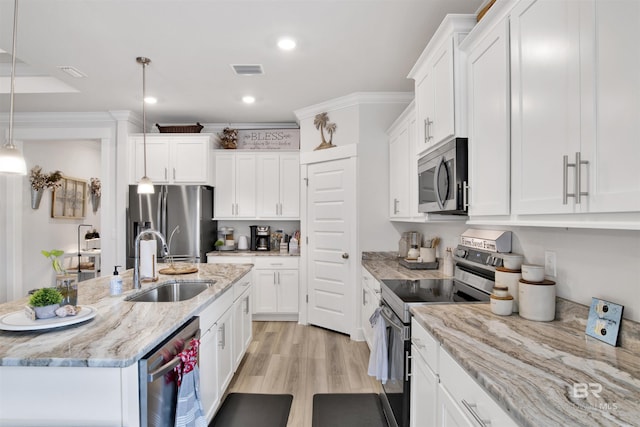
[209,393,293,427]
[312,393,388,427]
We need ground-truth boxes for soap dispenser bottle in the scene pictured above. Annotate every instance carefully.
[110,266,123,296]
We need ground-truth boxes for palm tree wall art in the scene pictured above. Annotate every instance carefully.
[313,112,337,150]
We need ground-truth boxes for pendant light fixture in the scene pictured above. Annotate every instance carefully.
[136,56,154,194]
[0,0,27,175]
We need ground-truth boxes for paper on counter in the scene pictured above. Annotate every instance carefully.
[139,240,157,280]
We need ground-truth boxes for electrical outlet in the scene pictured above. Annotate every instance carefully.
[545,251,557,277]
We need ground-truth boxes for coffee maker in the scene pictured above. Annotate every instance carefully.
[250,225,271,251]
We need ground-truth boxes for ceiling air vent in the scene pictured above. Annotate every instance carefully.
[231,64,264,76]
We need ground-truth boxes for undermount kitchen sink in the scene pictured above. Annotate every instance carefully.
[125,279,215,303]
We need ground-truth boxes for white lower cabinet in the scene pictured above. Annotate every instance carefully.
[253,257,299,316]
[361,268,381,350]
[198,275,253,423]
[410,318,517,427]
[232,278,252,371]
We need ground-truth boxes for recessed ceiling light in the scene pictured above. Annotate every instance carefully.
[144,96,157,104]
[242,96,255,104]
[277,38,296,51]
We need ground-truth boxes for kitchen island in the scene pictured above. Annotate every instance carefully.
[0,263,252,426]
[411,300,640,426]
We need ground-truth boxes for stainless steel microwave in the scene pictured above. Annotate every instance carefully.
[418,138,468,215]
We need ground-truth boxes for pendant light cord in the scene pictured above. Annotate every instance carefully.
[7,0,19,149]
[141,58,148,178]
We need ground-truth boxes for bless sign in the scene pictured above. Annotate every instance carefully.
[237,129,300,150]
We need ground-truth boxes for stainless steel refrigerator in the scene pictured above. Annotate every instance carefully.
[126,185,216,269]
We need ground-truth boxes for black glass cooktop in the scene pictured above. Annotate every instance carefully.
[381,278,490,304]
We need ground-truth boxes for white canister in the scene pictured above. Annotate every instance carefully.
[518,280,556,321]
[490,295,514,316]
[495,268,522,312]
[420,247,436,263]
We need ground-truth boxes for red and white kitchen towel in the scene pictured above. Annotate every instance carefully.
[174,338,206,427]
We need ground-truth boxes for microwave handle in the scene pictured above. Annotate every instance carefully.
[434,157,446,210]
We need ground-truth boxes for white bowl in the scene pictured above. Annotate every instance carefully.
[521,264,545,282]
[490,295,513,316]
[501,253,523,270]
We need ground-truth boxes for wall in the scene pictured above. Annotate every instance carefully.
[22,140,101,293]
[392,221,640,322]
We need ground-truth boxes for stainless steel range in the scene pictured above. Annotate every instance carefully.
[377,229,512,427]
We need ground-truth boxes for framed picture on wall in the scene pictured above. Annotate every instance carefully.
[51,176,87,219]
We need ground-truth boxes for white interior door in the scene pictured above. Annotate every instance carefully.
[306,158,355,335]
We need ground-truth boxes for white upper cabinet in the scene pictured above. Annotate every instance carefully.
[579,0,640,213]
[388,102,424,221]
[214,153,256,218]
[256,153,300,219]
[463,14,512,217]
[132,134,211,184]
[511,0,640,215]
[408,15,476,156]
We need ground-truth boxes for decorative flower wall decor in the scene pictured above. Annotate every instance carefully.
[313,112,337,150]
[29,165,63,209]
[89,177,101,213]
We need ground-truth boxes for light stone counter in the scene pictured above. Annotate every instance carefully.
[361,251,446,281]
[411,300,640,427]
[0,263,252,368]
[207,250,299,257]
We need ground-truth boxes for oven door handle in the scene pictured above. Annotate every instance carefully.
[379,306,404,332]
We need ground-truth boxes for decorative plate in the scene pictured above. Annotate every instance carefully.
[0,306,97,331]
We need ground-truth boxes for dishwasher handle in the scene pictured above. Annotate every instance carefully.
[147,328,201,383]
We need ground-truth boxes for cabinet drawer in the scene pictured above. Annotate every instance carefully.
[253,257,299,269]
[233,276,252,301]
[439,348,518,427]
[207,255,253,264]
[411,317,439,373]
[198,287,233,332]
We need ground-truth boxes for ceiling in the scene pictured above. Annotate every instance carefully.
[0,0,484,125]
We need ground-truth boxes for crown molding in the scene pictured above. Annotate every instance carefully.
[294,92,414,121]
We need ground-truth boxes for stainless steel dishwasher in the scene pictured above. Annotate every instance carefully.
[139,317,200,427]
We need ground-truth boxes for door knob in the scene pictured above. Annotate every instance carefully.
[342,253,349,259]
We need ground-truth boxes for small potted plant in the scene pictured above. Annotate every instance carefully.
[28,288,63,319]
[42,249,66,275]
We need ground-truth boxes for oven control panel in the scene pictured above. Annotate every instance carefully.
[454,246,504,270]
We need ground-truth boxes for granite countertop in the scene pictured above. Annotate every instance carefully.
[361,251,447,281]
[0,263,252,368]
[207,250,299,257]
[411,301,640,427]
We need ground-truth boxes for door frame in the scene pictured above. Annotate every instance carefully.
[299,144,359,339]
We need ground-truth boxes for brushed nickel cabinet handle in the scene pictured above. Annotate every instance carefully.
[461,400,491,427]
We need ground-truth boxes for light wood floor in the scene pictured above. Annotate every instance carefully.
[225,321,382,427]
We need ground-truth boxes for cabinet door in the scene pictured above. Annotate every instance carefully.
[232,296,244,371]
[582,0,640,212]
[437,384,474,427]
[511,0,582,214]
[234,154,257,217]
[431,41,456,145]
[277,269,299,313]
[172,138,209,183]
[241,293,252,352]
[254,270,277,313]
[215,308,234,395]
[135,137,170,183]
[467,19,511,216]
[416,71,435,155]
[214,154,236,218]
[410,350,438,427]
[256,154,280,217]
[199,327,219,421]
[279,153,300,218]
[389,123,411,218]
